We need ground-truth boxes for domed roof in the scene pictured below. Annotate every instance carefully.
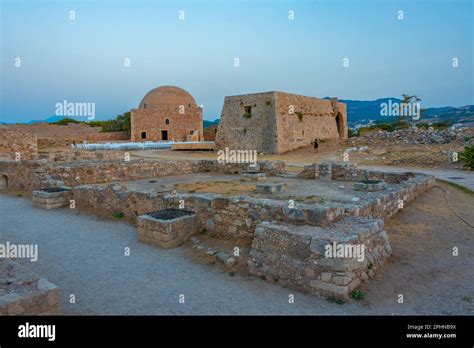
[139,85,197,109]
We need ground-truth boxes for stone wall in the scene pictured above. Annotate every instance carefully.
[274,93,348,154]
[0,161,46,192]
[0,260,60,315]
[299,162,417,183]
[72,184,345,239]
[84,131,129,142]
[216,92,279,153]
[0,158,286,193]
[131,106,203,142]
[298,162,435,220]
[1,123,102,139]
[38,150,125,162]
[37,138,72,149]
[215,91,348,154]
[0,129,38,160]
[203,125,218,141]
[248,218,391,299]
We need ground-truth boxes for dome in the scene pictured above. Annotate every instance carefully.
[138,86,197,109]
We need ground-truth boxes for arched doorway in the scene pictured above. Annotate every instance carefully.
[0,175,8,190]
[335,113,344,138]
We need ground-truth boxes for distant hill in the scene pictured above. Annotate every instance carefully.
[26,115,69,124]
[13,102,474,128]
[335,98,474,126]
[203,119,219,129]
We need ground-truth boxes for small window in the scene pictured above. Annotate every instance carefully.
[243,105,252,118]
[143,103,147,109]
[165,119,170,125]
[141,132,147,139]
[189,130,194,135]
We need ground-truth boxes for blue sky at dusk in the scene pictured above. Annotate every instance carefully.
[1,0,473,123]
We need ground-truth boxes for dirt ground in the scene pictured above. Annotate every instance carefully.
[127,137,469,171]
[181,180,474,313]
[354,181,473,313]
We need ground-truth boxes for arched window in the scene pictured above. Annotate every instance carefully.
[165,119,170,125]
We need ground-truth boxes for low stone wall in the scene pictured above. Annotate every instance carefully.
[84,131,129,142]
[39,150,125,162]
[298,162,416,183]
[0,129,38,160]
[0,158,286,193]
[248,218,391,299]
[0,161,48,192]
[38,138,72,149]
[73,184,345,239]
[344,176,435,220]
[33,188,72,209]
[0,260,60,315]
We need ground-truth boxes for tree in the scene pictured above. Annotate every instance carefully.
[399,94,425,127]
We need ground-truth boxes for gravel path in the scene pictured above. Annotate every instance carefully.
[0,190,471,315]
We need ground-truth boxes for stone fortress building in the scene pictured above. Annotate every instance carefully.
[215,91,348,154]
[131,86,203,142]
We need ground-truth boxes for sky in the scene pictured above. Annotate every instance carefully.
[1,0,473,123]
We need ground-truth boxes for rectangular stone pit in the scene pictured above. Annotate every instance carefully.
[137,208,198,249]
[32,187,71,210]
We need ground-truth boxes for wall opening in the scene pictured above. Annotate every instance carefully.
[141,132,147,139]
[0,175,8,190]
[161,130,169,141]
[243,105,252,118]
[165,119,170,125]
[336,113,344,138]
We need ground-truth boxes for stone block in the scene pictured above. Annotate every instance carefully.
[240,172,267,181]
[137,209,197,249]
[32,187,71,209]
[255,183,284,194]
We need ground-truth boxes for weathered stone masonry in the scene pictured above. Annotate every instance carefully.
[0,157,434,299]
[216,91,348,154]
[0,260,59,315]
[0,129,38,161]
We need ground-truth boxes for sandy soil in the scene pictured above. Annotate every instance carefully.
[355,181,474,314]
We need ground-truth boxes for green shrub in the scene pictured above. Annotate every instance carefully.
[242,112,251,118]
[326,296,345,305]
[432,120,451,130]
[52,117,81,125]
[393,119,409,130]
[348,128,359,137]
[350,290,365,301]
[113,211,124,219]
[377,123,395,132]
[459,145,474,169]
